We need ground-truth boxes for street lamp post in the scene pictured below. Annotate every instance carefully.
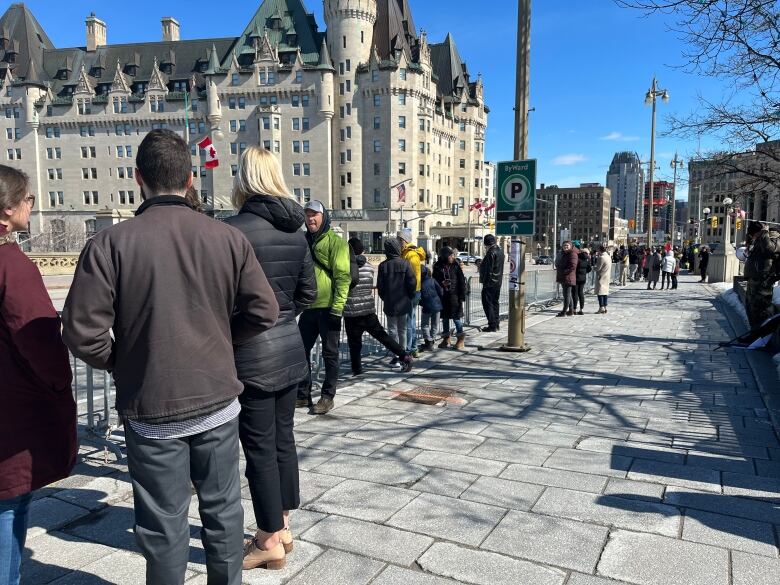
[644,78,669,249]
[670,153,684,248]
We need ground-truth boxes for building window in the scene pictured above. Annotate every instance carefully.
[398,139,406,152]
[303,163,310,176]
[292,95,300,107]
[399,162,406,175]
[398,92,406,105]
[374,140,381,153]
[460,140,466,150]
[371,70,378,82]
[374,189,380,204]
[77,99,92,115]
[303,140,310,153]
[228,97,236,110]
[239,120,246,132]
[231,73,240,86]
[292,118,300,131]
[238,97,246,109]
[302,118,309,130]
[295,70,303,83]
[231,164,238,177]
[373,116,381,130]
[374,163,380,176]
[374,95,381,107]
[150,96,165,113]
[293,163,301,176]
[398,115,406,129]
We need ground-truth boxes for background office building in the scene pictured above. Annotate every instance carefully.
[606,151,645,233]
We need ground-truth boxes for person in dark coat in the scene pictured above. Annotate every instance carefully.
[571,247,591,315]
[647,248,662,290]
[419,264,444,351]
[698,246,710,283]
[744,221,780,327]
[343,238,412,374]
[0,166,77,585]
[556,241,579,317]
[433,246,467,349]
[223,146,318,570]
[478,233,504,332]
[63,131,280,584]
[377,238,416,360]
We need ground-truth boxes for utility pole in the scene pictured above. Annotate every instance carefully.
[670,153,683,248]
[644,78,669,249]
[503,0,531,352]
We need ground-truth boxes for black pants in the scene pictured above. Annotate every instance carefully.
[700,264,708,281]
[572,283,586,312]
[125,418,243,585]
[671,273,678,289]
[239,383,299,534]
[746,280,776,328]
[298,308,340,402]
[661,272,673,289]
[344,313,405,374]
[481,286,501,329]
[562,283,575,313]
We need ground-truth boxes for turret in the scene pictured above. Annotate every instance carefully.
[316,37,335,119]
[323,0,377,68]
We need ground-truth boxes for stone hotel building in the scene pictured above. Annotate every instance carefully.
[0,0,489,253]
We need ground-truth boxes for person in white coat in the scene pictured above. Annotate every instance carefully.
[595,244,612,314]
[660,250,677,290]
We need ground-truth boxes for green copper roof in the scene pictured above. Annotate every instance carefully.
[228,0,323,67]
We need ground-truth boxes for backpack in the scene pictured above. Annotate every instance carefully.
[311,243,360,291]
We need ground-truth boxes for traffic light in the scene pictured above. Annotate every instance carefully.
[711,216,719,229]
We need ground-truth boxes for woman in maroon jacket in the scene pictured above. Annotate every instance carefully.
[0,165,77,585]
[556,241,579,317]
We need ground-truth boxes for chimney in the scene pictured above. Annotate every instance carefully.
[86,13,106,52]
[162,17,180,42]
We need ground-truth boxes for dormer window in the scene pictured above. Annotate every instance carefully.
[57,69,69,80]
[286,31,297,46]
[269,15,282,30]
[125,64,138,77]
[161,63,173,75]
[199,61,208,73]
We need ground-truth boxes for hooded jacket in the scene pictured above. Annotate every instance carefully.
[420,265,444,313]
[377,238,416,316]
[62,196,279,422]
[344,255,376,318]
[401,242,427,291]
[225,195,317,393]
[305,209,352,315]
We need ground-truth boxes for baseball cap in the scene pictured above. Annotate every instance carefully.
[304,200,326,214]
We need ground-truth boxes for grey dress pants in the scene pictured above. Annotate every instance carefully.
[124,417,243,585]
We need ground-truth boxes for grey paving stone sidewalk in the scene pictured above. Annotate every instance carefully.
[23,274,780,584]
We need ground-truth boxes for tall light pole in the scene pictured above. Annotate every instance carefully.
[504,0,531,352]
[670,153,684,247]
[645,77,669,249]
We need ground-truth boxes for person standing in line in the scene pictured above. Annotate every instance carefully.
[223,147,317,571]
[399,228,426,357]
[660,250,677,291]
[0,166,77,585]
[377,237,417,363]
[595,244,612,314]
[743,221,780,327]
[572,245,591,315]
[343,238,412,373]
[698,246,710,283]
[647,247,662,290]
[433,247,467,348]
[297,200,352,414]
[642,248,650,282]
[478,233,505,332]
[628,244,639,282]
[419,264,444,351]
[62,130,280,585]
[617,245,629,286]
[556,241,578,317]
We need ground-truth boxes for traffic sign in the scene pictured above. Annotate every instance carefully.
[495,159,536,236]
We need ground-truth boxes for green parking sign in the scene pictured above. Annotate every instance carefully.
[496,159,536,236]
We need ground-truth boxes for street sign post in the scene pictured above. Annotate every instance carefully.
[496,159,537,237]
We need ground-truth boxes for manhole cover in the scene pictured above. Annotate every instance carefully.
[391,386,465,405]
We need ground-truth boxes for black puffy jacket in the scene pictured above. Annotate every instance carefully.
[224,195,317,393]
[343,256,376,318]
[575,251,591,284]
[479,244,505,288]
[377,239,416,317]
[433,260,466,320]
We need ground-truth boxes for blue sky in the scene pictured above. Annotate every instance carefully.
[20,0,729,200]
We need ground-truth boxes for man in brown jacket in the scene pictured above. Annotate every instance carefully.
[62,129,279,585]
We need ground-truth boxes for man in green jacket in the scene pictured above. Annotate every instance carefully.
[297,200,352,414]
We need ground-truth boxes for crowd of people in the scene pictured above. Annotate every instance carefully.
[0,129,510,585]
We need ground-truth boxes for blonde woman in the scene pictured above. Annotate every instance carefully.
[224,147,317,571]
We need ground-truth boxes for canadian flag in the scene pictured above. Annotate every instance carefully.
[484,202,496,213]
[198,136,220,169]
[469,200,483,212]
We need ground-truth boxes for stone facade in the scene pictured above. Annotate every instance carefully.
[0,0,487,253]
[534,184,612,251]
